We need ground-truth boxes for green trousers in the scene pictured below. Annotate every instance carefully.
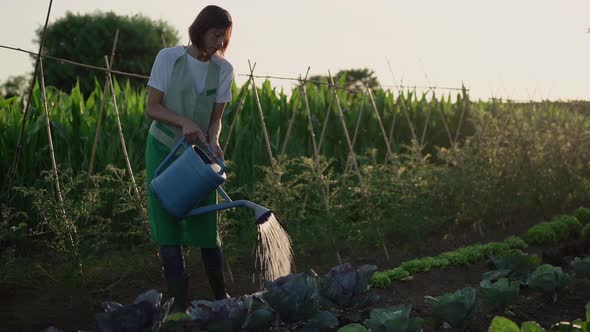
[146,134,220,247]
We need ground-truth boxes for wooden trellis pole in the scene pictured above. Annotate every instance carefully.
[104,56,145,219]
[7,0,53,198]
[39,58,80,266]
[343,95,366,177]
[366,87,394,163]
[328,71,365,191]
[223,77,251,152]
[248,60,275,166]
[301,76,321,174]
[329,72,390,260]
[280,67,310,157]
[454,84,470,144]
[317,96,334,153]
[88,29,119,181]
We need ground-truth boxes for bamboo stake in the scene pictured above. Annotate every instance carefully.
[329,73,389,260]
[454,84,470,144]
[343,95,366,177]
[420,101,433,147]
[39,57,81,268]
[88,29,119,181]
[223,76,251,152]
[366,87,394,163]
[301,76,321,174]
[104,56,145,218]
[248,60,275,166]
[317,96,334,153]
[328,71,365,191]
[387,102,398,153]
[280,67,310,157]
[436,98,455,146]
[7,0,53,198]
[386,60,421,159]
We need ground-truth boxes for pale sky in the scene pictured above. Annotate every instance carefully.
[0,0,588,101]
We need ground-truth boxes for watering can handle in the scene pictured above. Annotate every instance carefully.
[204,144,227,176]
[154,138,188,177]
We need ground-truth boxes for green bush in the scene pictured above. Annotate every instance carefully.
[582,223,590,239]
[574,207,590,225]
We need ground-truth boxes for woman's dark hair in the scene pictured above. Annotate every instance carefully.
[188,5,232,55]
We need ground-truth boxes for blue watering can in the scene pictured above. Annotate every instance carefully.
[150,138,272,224]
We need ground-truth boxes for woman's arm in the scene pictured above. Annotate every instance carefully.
[146,87,207,145]
[207,102,227,160]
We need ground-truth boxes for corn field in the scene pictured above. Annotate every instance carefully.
[0,78,473,190]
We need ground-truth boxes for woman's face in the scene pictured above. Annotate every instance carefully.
[202,27,228,56]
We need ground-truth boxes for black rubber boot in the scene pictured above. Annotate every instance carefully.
[204,269,230,300]
[166,274,189,313]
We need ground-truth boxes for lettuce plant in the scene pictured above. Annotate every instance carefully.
[399,259,430,273]
[525,223,558,246]
[337,323,368,332]
[386,267,412,281]
[364,305,423,332]
[371,272,391,289]
[488,316,545,332]
[572,257,590,279]
[318,263,380,315]
[483,252,540,282]
[503,236,528,250]
[424,287,477,328]
[479,278,520,312]
[526,264,572,302]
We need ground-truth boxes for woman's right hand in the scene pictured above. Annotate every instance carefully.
[180,118,207,145]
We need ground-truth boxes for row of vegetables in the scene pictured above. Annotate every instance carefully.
[44,208,590,331]
[370,207,590,289]
[86,251,589,331]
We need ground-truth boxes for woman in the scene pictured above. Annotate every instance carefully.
[145,5,234,313]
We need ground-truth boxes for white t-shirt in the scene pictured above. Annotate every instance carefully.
[147,46,233,103]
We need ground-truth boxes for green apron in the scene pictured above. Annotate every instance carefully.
[146,47,221,247]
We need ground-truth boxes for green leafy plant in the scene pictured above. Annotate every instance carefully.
[582,224,590,239]
[364,305,423,332]
[400,259,431,273]
[525,223,559,246]
[337,323,368,332]
[479,278,520,312]
[526,264,572,302]
[424,287,478,328]
[483,252,540,282]
[575,207,590,225]
[371,272,391,289]
[386,267,412,281]
[504,236,529,250]
[572,257,590,279]
[488,316,546,332]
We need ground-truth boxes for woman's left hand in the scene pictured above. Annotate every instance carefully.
[209,141,225,162]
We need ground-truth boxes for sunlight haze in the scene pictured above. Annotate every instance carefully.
[0,0,588,101]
